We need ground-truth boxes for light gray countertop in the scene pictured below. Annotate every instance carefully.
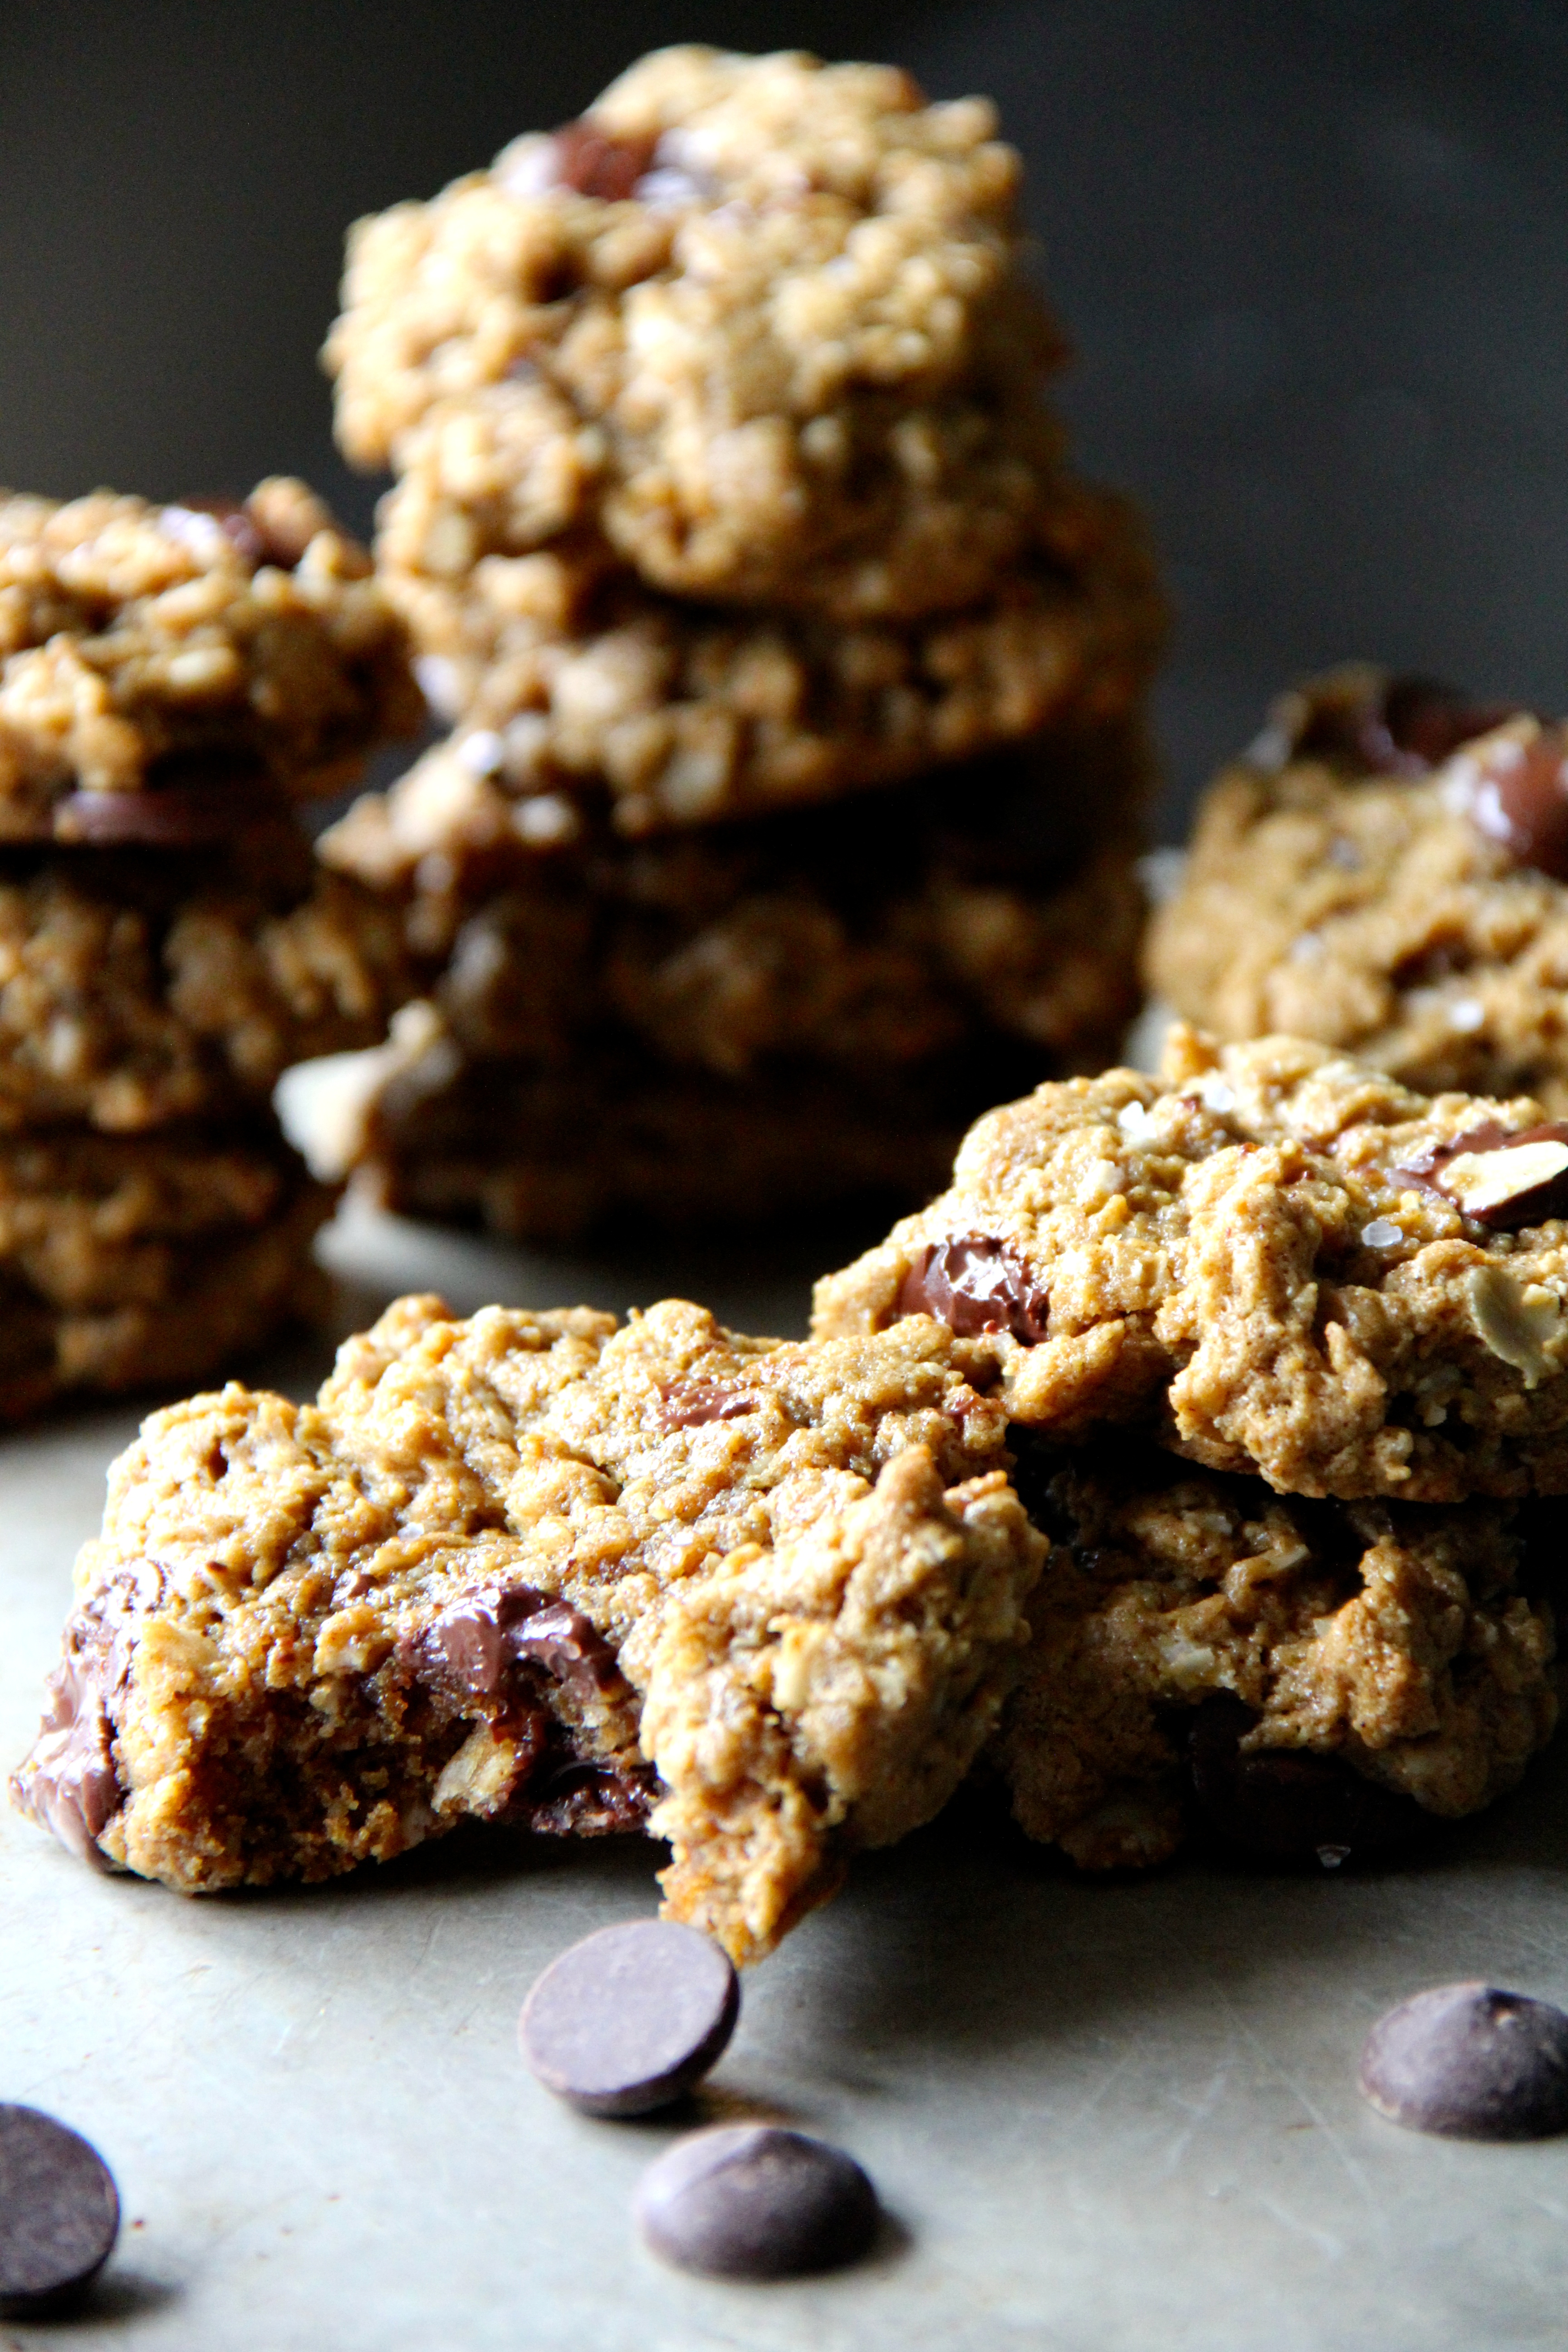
[3,1197,1567,2352]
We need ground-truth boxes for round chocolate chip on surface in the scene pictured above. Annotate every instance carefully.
[0,2105,119,2310]
[1360,1983,1568,2140]
[635,2125,879,2279]
[519,1919,739,2117]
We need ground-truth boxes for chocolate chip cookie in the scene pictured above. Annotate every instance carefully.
[12,1294,1042,1965]
[1144,667,1568,1115]
[326,45,1068,621]
[0,479,419,837]
[813,1024,1568,1501]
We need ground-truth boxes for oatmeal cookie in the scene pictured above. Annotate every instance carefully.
[0,1127,331,1420]
[0,478,419,836]
[11,1294,1043,1965]
[814,1025,1568,1501]
[0,841,414,1133]
[326,47,1070,619]
[315,720,1148,1082]
[989,1434,1558,1870]
[381,476,1162,833]
[1147,671,1568,1116]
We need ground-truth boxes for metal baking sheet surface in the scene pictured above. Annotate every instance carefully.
[3,1199,1567,2352]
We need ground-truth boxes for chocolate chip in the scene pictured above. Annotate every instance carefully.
[1450,724,1568,879]
[0,2106,119,2313]
[519,1920,739,2117]
[897,1233,1051,1344]
[1359,1983,1568,2139]
[635,2125,879,2279]
[660,1381,757,1431]
[519,1759,659,1837]
[1394,1120,1568,1229]
[551,119,658,201]
[420,1583,626,1712]
[1187,1694,1430,1865]
[52,771,288,847]
[1297,673,1522,779]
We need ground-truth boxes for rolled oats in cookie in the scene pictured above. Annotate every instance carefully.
[10,1294,1043,1965]
[326,46,1071,618]
[1144,670,1568,1116]
[813,1024,1568,1500]
[0,479,419,835]
[379,474,1164,832]
[987,1433,1557,1871]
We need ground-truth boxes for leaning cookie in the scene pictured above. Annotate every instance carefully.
[0,478,420,838]
[987,1432,1558,1870]
[381,474,1164,834]
[1143,666,1568,1113]
[11,1294,1042,1966]
[326,46,1067,620]
[815,1024,1568,1501]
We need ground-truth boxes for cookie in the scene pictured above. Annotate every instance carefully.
[317,718,1147,1070]
[814,1024,1568,1500]
[0,1127,331,1420]
[989,1434,1557,1870]
[326,46,1069,619]
[0,478,419,836]
[0,841,414,1134]
[380,472,1163,834]
[1147,671,1568,1116]
[10,1294,1042,1965]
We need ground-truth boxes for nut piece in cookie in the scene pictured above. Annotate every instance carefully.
[988,1434,1557,1870]
[813,1026,1568,1500]
[10,1294,1043,1965]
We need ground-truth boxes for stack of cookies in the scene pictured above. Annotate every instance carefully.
[815,1026,1564,1873]
[0,476,418,1418]
[305,45,1166,1241]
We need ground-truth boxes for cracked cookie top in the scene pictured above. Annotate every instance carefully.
[813,1024,1568,1501]
[325,46,1071,618]
[0,478,420,837]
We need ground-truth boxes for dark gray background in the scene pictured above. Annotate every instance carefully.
[3,0,1564,834]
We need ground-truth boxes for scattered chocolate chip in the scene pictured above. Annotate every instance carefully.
[0,2106,119,2313]
[551,119,658,201]
[1394,1120,1568,1229]
[661,1380,757,1431]
[1360,1983,1568,2140]
[519,1920,739,2117]
[52,769,288,848]
[635,2125,879,2279]
[1450,724,1568,880]
[897,1234,1050,1344]
[1297,673,1522,779]
[1187,1694,1430,1865]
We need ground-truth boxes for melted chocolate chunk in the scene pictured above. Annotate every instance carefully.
[519,1758,659,1837]
[1360,1983,1568,2140]
[1393,1120,1568,1230]
[661,1380,758,1431]
[1298,674,1521,779]
[1451,724,1568,879]
[8,1577,154,1865]
[519,1919,739,2116]
[1186,1694,1430,1865]
[636,2125,879,2280]
[551,119,658,201]
[419,1583,626,1712]
[52,767,289,847]
[0,2107,120,2313]
[897,1234,1051,1344]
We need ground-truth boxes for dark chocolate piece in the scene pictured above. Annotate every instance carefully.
[1187,1693,1428,1865]
[419,1583,627,1713]
[660,1381,758,1431]
[1298,674,1520,779]
[1453,725,1568,880]
[0,2106,119,2313]
[551,120,658,201]
[1360,1983,1568,2139]
[52,773,289,847]
[635,2124,879,2278]
[519,1919,740,2117]
[897,1234,1051,1344]
[1393,1120,1568,1230]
